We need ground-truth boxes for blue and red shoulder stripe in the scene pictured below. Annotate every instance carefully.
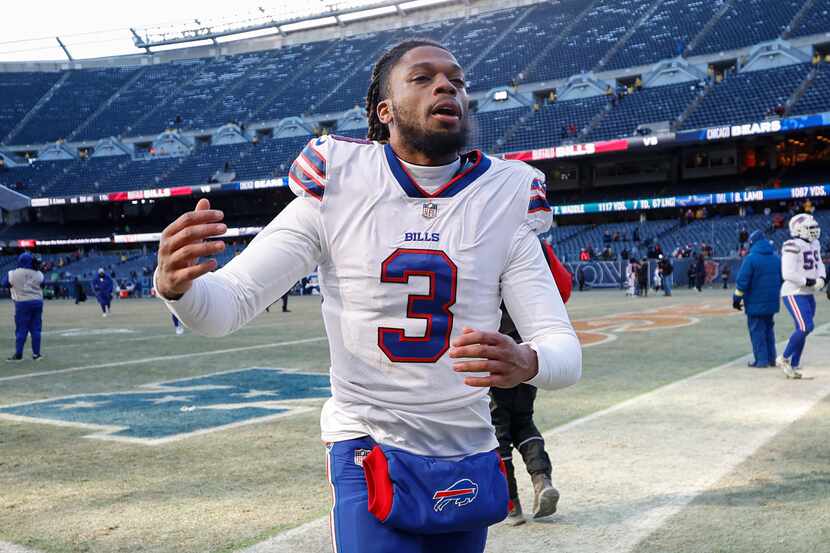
[288,141,328,200]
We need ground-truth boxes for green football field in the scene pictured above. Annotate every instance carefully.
[1,288,829,553]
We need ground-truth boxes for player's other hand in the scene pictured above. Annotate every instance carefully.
[449,327,538,388]
[732,294,743,311]
[816,277,826,291]
[156,198,226,300]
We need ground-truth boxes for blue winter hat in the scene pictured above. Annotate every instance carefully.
[17,252,33,269]
[748,230,765,245]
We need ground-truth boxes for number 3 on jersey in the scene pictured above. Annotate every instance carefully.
[378,248,458,363]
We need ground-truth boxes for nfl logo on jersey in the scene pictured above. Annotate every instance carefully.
[422,202,438,219]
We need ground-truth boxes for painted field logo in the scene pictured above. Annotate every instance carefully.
[576,304,737,347]
[0,368,330,445]
[433,479,479,512]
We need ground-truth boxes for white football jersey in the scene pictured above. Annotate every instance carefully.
[161,134,580,458]
[288,135,556,455]
[781,238,825,296]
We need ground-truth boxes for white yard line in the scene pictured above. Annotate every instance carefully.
[0,337,326,383]
[0,543,42,553]
[248,325,830,553]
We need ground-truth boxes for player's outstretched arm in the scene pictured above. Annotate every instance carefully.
[156,197,323,337]
[156,198,227,300]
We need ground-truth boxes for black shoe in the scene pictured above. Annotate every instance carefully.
[282,309,291,313]
[7,354,22,361]
[33,354,43,361]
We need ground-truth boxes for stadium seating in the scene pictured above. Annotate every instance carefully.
[681,64,810,130]
[503,96,608,152]
[190,41,333,129]
[74,60,207,141]
[525,0,656,83]
[603,0,719,71]
[5,1,830,200]
[11,67,140,145]
[473,1,583,89]
[789,63,830,116]
[0,72,62,142]
[257,31,398,122]
[128,54,259,136]
[690,0,804,56]
[468,107,529,152]
[587,82,701,141]
[789,1,830,38]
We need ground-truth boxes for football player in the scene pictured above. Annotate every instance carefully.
[777,213,825,378]
[155,40,581,552]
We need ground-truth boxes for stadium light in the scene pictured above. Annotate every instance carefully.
[493,90,509,101]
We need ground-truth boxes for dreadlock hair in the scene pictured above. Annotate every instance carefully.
[366,39,451,142]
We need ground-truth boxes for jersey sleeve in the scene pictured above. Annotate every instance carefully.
[287,136,330,201]
[157,198,324,337]
[526,170,552,234]
[781,240,806,287]
[502,225,581,390]
[816,240,827,281]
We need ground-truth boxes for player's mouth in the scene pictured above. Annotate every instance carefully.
[429,100,462,124]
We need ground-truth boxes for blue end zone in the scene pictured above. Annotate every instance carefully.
[0,368,330,444]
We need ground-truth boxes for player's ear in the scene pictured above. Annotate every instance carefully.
[377,99,393,126]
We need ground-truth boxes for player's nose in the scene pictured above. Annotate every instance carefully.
[432,73,458,96]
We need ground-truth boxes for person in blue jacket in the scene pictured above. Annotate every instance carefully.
[733,230,782,367]
[92,268,114,317]
[7,252,45,361]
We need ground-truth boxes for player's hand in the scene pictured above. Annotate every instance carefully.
[805,278,816,288]
[732,294,743,311]
[449,327,538,388]
[156,198,226,300]
[816,277,826,291]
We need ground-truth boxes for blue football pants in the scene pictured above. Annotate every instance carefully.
[783,294,816,368]
[327,437,487,553]
[14,300,43,357]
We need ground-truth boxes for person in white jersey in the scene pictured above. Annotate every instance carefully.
[777,213,826,379]
[154,40,581,552]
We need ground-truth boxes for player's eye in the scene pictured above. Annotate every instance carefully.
[451,78,466,88]
[411,75,430,83]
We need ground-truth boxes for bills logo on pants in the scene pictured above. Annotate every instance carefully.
[433,479,479,512]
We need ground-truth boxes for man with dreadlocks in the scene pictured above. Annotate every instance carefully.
[154,40,581,552]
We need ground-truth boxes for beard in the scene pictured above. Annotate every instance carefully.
[391,102,470,159]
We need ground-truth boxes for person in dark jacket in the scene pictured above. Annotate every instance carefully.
[694,254,706,292]
[92,268,114,316]
[721,264,731,289]
[637,258,649,296]
[733,230,782,367]
[73,277,86,304]
[492,240,572,525]
[658,255,673,296]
